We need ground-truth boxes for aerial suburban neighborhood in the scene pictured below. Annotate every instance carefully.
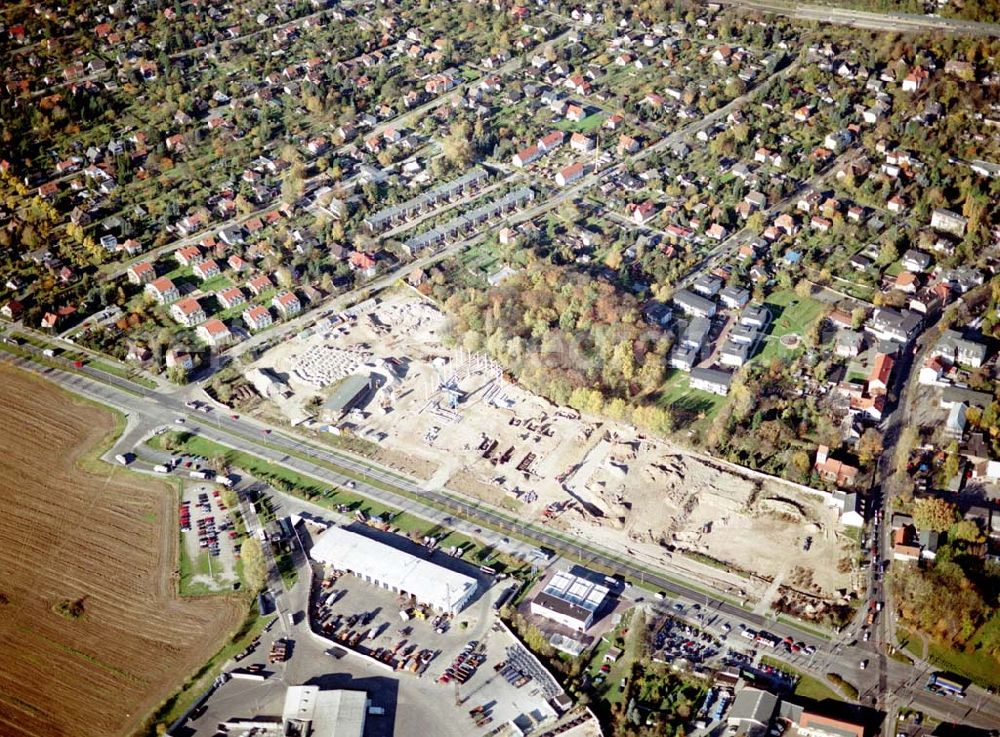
[0,0,999,737]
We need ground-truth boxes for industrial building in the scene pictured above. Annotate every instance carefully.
[321,374,372,421]
[530,570,609,632]
[310,526,478,614]
[282,686,367,737]
[217,685,368,737]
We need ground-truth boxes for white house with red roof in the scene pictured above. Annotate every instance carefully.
[197,318,233,347]
[537,131,565,153]
[555,162,585,187]
[272,291,302,318]
[227,254,248,273]
[175,245,204,267]
[193,259,221,281]
[627,201,659,226]
[512,144,542,168]
[170,297,206,327]
[570,132,595,152]
[145,277,180,304]
[217,286,247,310]
[247,274,273,296]
[243,305,273,331]
[128,261,156,285]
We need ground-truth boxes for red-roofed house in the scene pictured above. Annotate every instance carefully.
[247,274,272,296]
[228,254,248,273]
[349,251,377,274]
[570,132,595,152]
[555,162,585,187]
[919,355,945,385]
[128,261,156,285]
[146,277,180,304]
[868,353,895,395]
[217,286,247,310]
[814,445,859,487]
[512,145,541,168]
[902,66,929,92]
[618,135,640,154]
[537,131,565,153]
[197,318,233,347]
[243,305,273,332]
[193,259,221,281]
[628,201,658,226]
[175,245,204,267]
[272,291,302,318]
[170,297,206,327]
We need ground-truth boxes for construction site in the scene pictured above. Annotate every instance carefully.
[248,291,857,613]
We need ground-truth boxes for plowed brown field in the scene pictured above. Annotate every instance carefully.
[0,366,244,737]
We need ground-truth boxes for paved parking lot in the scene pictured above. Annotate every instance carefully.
[179,520,563,737]
[310,564,558,733]
[181,482,239,591]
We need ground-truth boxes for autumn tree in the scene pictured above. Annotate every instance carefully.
[240,538,268,592]
[912,497,959,532]
[857,428,884,467]
[442,121,474,168]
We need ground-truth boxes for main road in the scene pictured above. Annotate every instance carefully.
[3,347,1000,729]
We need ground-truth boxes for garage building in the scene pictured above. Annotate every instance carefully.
[530,570,609,632]
[310,526,478,614]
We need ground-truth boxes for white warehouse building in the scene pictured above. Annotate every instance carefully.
[310,526,478,614]
[530,570,609,632]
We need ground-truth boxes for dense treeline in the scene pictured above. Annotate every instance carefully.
[445,265,675,433]
[892,499,1000,667]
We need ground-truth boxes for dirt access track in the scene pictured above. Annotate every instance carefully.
[0,365,244,737]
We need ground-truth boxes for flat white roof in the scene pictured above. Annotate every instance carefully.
[282,686,367,737]
[310,526,477,612]
[542,571,609,613]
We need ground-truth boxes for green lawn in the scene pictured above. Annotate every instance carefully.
[89,359,157,388]
[794,673,842,702]
[755,289,825,363]
[554,111,606,133]
[656,369,727,428]
[898,627,1000,690]
[198,274,235,293]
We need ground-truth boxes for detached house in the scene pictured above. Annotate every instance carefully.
[175,245,204,267]
[555,162,585,187]
[197,318,233,348]
[193,259,221,281]
[243,305,273,332]
[512,145,542,168]
[247,274,273,296]
[217,286,247,310]
[814,445,859,487]
[146,277,180,304]
[272,291,302,318]
[570,132,595,152]
[537,131,565,153]
[170,297,206,327]
[127,261,156,285]
[868,353,895,395]
[628,201,659,226]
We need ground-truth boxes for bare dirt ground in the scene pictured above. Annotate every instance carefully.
[0,366,244,737]
[250,290,854,602]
